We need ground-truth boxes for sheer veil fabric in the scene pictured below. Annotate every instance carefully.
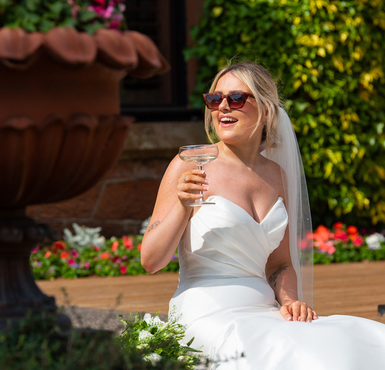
[261,107,313,306]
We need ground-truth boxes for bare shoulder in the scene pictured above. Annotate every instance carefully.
[258,155,286,199]
[160,154,194,187]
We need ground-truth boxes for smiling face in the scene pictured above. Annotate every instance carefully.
[211,73,264,145]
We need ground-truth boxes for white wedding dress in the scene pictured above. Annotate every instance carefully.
[169,195,385,370]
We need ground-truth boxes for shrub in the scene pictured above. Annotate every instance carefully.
[0,311,197,370]
[186,0,385,227]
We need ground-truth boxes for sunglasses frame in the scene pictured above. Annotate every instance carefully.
[202,92,254,110]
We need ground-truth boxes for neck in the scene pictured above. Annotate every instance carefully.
[218,139,263,168]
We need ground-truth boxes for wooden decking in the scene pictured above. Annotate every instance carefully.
[37,260,385,323]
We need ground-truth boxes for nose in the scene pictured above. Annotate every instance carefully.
[218,96,231,111]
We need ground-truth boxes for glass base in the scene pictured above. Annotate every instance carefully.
[188,201,216,207]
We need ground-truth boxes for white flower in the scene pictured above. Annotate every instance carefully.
[140,216,152,234]
[366,233,385,250]
[138,330,153,342]
[144,352,162,365]
[143,313,166,327]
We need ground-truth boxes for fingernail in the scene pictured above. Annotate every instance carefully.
[200,170,205,174]
[203,186,209,191]
[286,317,292,321]
[205,179,210,184]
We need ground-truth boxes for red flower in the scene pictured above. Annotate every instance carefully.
[334,230,348,242]
[44,251,51,258]
[352,235,363,247]
[111,240,119,251]
[54,241,66,250]
[93,245,101,251]
[68,259,75,265]
[347,225,358,235]
[120,265,127,275]
[100,251,110,260]
[137,243,142,251]
[60,251,70,260]
[71,250,79,258]
[333,222,343,230]
[123,236,133,250]
[313,225,331,242]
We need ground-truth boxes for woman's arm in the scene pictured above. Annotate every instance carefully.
[140,156,209,274]
[265,227,318,322]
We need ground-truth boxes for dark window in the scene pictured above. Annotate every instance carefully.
[121,0,200,121]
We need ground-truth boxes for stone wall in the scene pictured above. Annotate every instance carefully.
[26,120,206,238]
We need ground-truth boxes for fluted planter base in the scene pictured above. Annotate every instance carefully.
[0,213,70,330]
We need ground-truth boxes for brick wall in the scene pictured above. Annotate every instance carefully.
[26,121,206,238]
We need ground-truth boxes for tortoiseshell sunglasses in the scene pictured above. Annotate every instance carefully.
[203,92,254,110]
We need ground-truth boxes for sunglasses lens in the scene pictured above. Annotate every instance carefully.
[205,95,223,109]
[228,94,246,109]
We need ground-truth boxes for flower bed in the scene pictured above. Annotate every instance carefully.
[313,223,385,264]
[30,223,385,280]
[31,224,178,280]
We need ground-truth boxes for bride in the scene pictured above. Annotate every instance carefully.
[141,61,385,369]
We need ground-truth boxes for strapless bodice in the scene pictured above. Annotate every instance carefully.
[177,195,288,287]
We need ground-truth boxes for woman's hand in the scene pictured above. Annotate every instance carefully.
[280,300,318,323]
[177,169,209,207]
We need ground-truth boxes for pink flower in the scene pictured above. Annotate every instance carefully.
[123,236,133,250]
[32,248,39,253]
[68,259,75,265]
[109,21,120,29]
[93,245,101,251]
[120,265,127,275]
[85,261,90,269]
[71,250,79,258]
[104,5,114,18]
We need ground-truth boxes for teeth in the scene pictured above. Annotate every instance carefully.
[221,117,237,122]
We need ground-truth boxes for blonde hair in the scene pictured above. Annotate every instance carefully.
[204,61,282,153]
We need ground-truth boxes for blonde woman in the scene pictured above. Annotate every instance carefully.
[141,62,385,369]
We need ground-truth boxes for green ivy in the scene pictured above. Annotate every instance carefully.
[186,0,385,227]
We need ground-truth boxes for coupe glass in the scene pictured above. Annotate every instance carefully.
[179,144,219,206]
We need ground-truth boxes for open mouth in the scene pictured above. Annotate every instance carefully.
[219,117,238,126]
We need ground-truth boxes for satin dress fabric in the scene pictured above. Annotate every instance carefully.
[169,196,385,370]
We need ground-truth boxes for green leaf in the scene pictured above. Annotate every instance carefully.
[77,10,96,23]
[47,1,64,16]
[39,19,55,33]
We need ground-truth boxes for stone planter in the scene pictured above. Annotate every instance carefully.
[0,27,169,328]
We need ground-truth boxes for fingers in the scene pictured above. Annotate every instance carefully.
[281,301,318,323]
[279,305,292,322]
[292,302,300,322]
[179,170,208,185]
[177,170,209,206]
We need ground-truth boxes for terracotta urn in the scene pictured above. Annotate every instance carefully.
[0,27,169,328]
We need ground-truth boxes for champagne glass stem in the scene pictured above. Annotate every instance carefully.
[197,164,204,203]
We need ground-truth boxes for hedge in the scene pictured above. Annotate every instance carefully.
[185,0,385,228]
